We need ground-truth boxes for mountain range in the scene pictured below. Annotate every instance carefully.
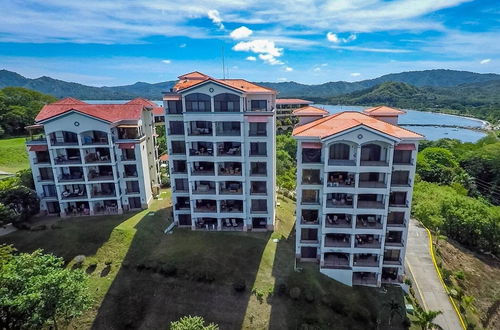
[1,69,499,100]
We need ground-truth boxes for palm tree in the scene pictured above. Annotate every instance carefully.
[413,308,444,330]
[385,299,403,326]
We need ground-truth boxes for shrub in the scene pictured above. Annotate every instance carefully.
[454,270,465,280]
[441,268,453,285]
[404,278,412,286]
[289,287,301,300]
[170,315,219,330]
[233,279,246,292]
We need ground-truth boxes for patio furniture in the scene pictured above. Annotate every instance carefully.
[231,218,238,227]
[224,218,231,227]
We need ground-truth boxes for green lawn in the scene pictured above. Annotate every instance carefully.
[1,191,408,329]
[0,137,29,174]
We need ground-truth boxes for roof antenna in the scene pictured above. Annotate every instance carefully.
[222,45,226,79]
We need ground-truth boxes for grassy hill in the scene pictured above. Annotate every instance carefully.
[0,137,29,174]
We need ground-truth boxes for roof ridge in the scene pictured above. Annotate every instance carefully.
[356,111,422,137]
[293,112,344,134]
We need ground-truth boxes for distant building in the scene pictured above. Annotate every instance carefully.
[164,71,277,231]
[276,98,313,133]
[26,98,161,217]
[292,106,424,287]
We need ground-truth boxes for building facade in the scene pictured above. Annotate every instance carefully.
[292,106,424,287]
[165,71,277,231]
[276,98,313,133]
[26,98,161,217]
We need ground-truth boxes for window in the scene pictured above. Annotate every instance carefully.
[171,141,186,154]
[185,93,211,112]
[251,199,267,212]
[251,100,267,111]
[169,121,184,135]
[249,123,267,136]
[250,162,267,176]
[167,100,182,114]
[250,142,266,156]
[214,93,240,112]
[330,143,350,160]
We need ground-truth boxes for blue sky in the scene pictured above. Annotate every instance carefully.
[0,0,499,86]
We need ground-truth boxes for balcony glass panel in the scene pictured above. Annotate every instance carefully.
[302,148,321,163]
[216,122,241,136]
[360,143,388,166]
[323,253,350,269]
[217,142,241,156]
[326,193,354,208]
[326,172,354,187]
[302,169,321,185]
[219,162,242,176]
[325,213,352,228]
[249,123,267,136]
[185,93,211,112]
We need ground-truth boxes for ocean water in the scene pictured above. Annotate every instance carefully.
[84,100,487,142]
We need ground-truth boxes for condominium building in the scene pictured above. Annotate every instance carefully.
[165,71,277,231]
[25,98,161,217]
[276,98,313,133]
[292,106,424,287]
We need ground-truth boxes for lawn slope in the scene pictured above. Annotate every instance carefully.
[0,137,29,174]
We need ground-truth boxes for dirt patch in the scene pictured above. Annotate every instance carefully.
[437,238,500,329]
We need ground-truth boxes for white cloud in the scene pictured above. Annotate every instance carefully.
[480,58,491,64]
[350,72,361,77]
[179,43,187,48]
[233,39,284,65]
[161,59,171,64]
[327,32,340,43]
[329,45,411,53]
[246,56,257,61]
[258,53,283,65]
[313,67,321,72]
[230,26,253,40]
[327,32,357,43]
[285,67,293,72]
[208,9,224,30]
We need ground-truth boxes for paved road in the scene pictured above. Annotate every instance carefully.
[406,219,463,330]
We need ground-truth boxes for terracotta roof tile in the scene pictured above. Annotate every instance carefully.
[125,98,157,107]
[178,71,210,80]
[292,105,329,116]
[35,98,149,123]
[172,72,276,94]
[363,105,406,116]
[292,111,423,140]
[277,98,313,104]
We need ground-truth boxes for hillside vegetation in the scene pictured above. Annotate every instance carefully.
[329,81,500,123]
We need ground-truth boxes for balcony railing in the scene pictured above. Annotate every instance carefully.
[324,237,351,247]
[356,217,383,229]
[354,236,381,249]
[218,148,241,156]
[325,216,352,228]
[360,160,389,167]
[219,186,243,195]
[326,199,353,208]
[357,200,385,209]
[328,159,356,166]
[216,130,241,136]
[91,191,117,198]
[249,130,267,137]
[54,156,81,165]
[322,255,350,269]
[359,181,387,188]
[353,256,379,267]
[58,174,84,182]
[192,186,216,194]
[37,175,54,182]
[125,189,141,195]
[352,273,378,286]
[383,258,402,266]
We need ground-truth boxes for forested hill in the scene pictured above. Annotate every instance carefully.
[1,69,499,100]
[328,81,500,123]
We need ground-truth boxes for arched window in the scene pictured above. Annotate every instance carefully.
[361,144,382,161]
[329,143,350,160]
[214,93,240,112]
[185,93,211,112]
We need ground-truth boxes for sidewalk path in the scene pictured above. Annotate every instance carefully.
[406,219,463,330]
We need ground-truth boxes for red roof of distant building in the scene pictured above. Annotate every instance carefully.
[159,154,169,162]
[292,111,423,140]
[292,105,329,116]
[363,106,406,116]
[35,97,156,123]
[125,98,157,107]
[277,98,313,105]
[173,72,276,94]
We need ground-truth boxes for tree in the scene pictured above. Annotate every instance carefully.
[16,168,35,190]
[0,203,17,226]
[384,299,403,326]
[413,308,443,330]
[0,250,92,329]
[170,315,219,330]
[416,147,462,184]
[0,186,40,224]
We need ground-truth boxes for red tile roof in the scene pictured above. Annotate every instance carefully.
[173,72,276,94]
[126,98,164,115]
[292,105,329,116]
[277,98,313,105]
[363,106,406,116]
[35,97,153,123]
[159,154,169,162]
[292,111,423,140]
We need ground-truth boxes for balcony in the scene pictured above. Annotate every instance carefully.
[216,122,241,136]
[250,181,267,195]
[393,150,413,165]
[352,272,377,286]
[168,121,185,135]
[194,200,217,213]
[360,143,388,167]
[387,212,406,227]
[353,255,379,267]
[217,143,241,156]
[382,267,401,283]
[389,192,408,207]
[58,172,84,182]
[37,175,54,182]
[219,163,242,176]
[84,150,111,164]
[249,123,267,136]
[391,171,411,187]
[221,218,244,231]
[192,182,216,195]
[250,162,267,177]
[175,197,190,210]
[251,200,267,214]
[302,170,322,185]
[354,235,381,249]
[300,228,318,243]
[302,148,321,164]
[385,232,404,246]
[81,131,109,145]
[301,189,320,205]
[49,131,78,146]
[26,134,47,145]
[328,142,355,166]
[324,234,351,248]
[220,200,244,213]
[188,121,213,136]
[172,160,187,174]
[357,194,385,209]
[88,167,114,181]
[325,214,352,228]
[189,143,214,156]
[326,194,354,208]
[90,185,116,198]
[326,172,354,187]
[171,141,186,155]
[249,142,267,157]
[61,187,87,200]
[301,210,319,225]
[33,151,50,164]
[322,253,350,269]
[356,215,383,229]
[117,127,143,140]
[383,257,402,266]
[54,154,81,165]
[219,182,243,195]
